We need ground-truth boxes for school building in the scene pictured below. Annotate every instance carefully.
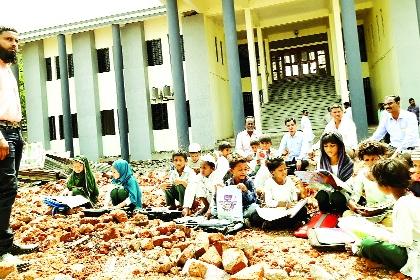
[18,0,420,160]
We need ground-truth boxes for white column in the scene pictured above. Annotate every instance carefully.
[245,8,262,131]
[264,38,272,84]
[257,27,268,104]
[330,0,349,102]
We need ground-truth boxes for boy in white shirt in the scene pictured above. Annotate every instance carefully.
[160,151,196,210]
[187,143,202,174]
[214,141,232,182]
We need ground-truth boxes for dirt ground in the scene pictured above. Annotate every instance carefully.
[0,167,411,280]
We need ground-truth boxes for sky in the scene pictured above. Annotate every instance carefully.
[3,0,163,33]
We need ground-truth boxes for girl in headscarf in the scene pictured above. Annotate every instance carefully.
[65,155,99,206]
[107,159,142,210]
[315,132,354,214]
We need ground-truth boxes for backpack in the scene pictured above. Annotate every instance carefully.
[293,212,339,239]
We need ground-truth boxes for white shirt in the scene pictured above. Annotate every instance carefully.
[391,194,420,279]
[264,177,298,208]
[0,66,22,138]
[184,172,223,208]
[235,130,261,158]
[214,155,229,182]
[371,110,420,152]
[300,116,314,143]
[277,131,309,161]
[318,117,358,150]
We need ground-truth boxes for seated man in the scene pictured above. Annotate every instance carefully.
[235,116,261,160]
[277,118,310,175]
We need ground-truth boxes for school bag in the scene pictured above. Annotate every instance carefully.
[293,212,339,239]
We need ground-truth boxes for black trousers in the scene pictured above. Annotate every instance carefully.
[315,190,348,214]
[285,158,309,175]
[0,127,23,251]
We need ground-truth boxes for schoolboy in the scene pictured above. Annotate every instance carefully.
[187,143,202,174]
[214,141,232,182]
[409,148,420,196]
[160,150,196,210]
[183,155,222,216]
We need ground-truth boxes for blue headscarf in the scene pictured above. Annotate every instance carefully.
[112,159,142,209]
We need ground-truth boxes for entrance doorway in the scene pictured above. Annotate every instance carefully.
[271,43,330,81]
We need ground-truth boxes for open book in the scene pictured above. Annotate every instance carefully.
[294,169,352,193]
[44,195,90,208]
[256,199,307,221]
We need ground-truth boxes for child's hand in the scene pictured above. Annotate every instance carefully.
[174,178,187,187]
[160,183,171,190]
[237,183,248,192]
[182,207,191,217]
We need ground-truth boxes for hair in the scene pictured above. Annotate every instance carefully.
[327,106,331,112]
[378,103,385,111]
[302,109,308,114]
[202,161,216,170]
[229,153,248,169]
[372,159,410,189]
[245,116,255,123]
[0,27,17,34]
[259,134,272,144]
[250,139,260,146]
[172,150,188,161]
[409,98,414,102]
[218,141,232,151]
[320,132,344,149]
[266,157,285,172]
[385,95,400,103]
[357,140,389,160]
[284,118,296,125]
[330,103,343,111]
[343,101,351,107]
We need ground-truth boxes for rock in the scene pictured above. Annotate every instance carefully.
[110,210,128,223]
[21,271,38,280]
[177,244,197,266]
[152,236,171,247]
[213,240,232,256]
[80,217,100,225]
[222,248,248,274]
[0,262,16,278]
[156,222,176,235]
[236,241,255,260]
[79,223,94,235]
[129,239,141,251]
[230,264,264,280]
[199,246,222,268]
[264,268,289,280]
[140,238,154,250]
[194,232,210,258]
[169,248,182,263]
[173,241,191,251]
[132,213,148,226]
[157,255,174,273]
[99,215,113,223]
[188,260,207,278]
[181,259,228,279]
[175,224,191,237]
[208,232,225,244]
[102,228,120,241]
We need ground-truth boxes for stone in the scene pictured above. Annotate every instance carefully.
[208,232,225,244]
[264,268,289,280]
[230,264,264,280]
[222,248,248,274]
[78,223,94,235]
[213,240,232,256]
[152,236,171,247]
[80,217,100,225]
[177,244,197,266]
[140,238,154,250]
[110,210,128,223]
[181,259,228,279]
[129,239,141,251]
[156,222,176,235]
[199,246,222,268]
[0,262,16,279]
[173,241,191,251]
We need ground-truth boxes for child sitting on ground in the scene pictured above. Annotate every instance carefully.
[253,157,308,230]
[409,148,420,197]
[160,150,196,210]
[315,132,354,214]
[183,155,222,216]
[345,140,394,224]
[187,143,202,174]
[207,154,258,225]
[356,159,419,279]
[214,141,232,182]
[253,135,277,190]
[64,155,99,206]
[104,159,142,210]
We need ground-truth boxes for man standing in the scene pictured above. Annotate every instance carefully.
[277,118,310,174]
[407,98,419,125]
[371,95,419,153]
[0,27,38,255]
[300,109,314,145]
[235,116,261,160]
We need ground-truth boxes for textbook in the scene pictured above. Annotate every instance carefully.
[294,169,352,193]
[44,195,90,209]
[256,199,307,221]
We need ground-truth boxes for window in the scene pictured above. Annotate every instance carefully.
[101,110,116,136]
[151,103,169,130]
[186,100,191,127]
[146,39,163,66]
[67,54,74,78]
[215,37,218,62]
[58,115,64,140]
[45,58,52,81]
[55,56,61,80]
[220,41,224,65]
[72,113,78,138]
[48,116,56,140]
[358,25,368,63]
[97,48,111,73]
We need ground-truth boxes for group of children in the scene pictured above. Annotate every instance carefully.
[63,135,419,279]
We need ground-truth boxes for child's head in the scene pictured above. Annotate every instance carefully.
[411,149,420,172]
[218,141,232,158]
[259,135,272,151]
[172,150,188,171]
[357,140,388,167]
[266,157,287,184]
[320,132,345,160]
[250,140,260,153]
[229,154,248,182]
[372,159,410,196]
[111,159,133,181]
[188,143,201,163]
[200,154,216,177]
[71,156,85,174]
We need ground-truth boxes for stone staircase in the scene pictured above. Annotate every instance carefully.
[261,75,340,145]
